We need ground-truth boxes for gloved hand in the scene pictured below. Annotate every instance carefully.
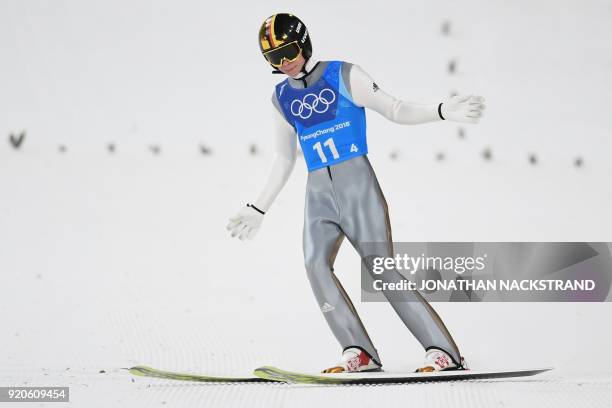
[441,95,486,124]
[226,204,264,241]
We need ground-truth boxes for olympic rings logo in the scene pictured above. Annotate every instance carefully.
[290,88,336,119]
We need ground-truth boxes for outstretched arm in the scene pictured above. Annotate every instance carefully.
[226,105,297,241]
[253,108,297,212]
[348,64,485,124]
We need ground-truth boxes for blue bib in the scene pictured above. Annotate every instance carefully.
[275,61,368,171]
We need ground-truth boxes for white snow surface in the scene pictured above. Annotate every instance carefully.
[1,0,612,407]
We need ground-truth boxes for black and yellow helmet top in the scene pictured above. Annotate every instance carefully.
[258,13,312,60]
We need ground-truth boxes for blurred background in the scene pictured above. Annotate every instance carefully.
[1,0,611,406]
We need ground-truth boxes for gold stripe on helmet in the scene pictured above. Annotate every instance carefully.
[260,14,287,52]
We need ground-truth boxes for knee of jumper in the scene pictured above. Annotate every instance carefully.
[304,258,334,280]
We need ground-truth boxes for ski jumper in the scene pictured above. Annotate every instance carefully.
[273,61,461,366]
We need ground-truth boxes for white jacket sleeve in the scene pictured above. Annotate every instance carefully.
[253,103,297,212]
[349,64,442,125]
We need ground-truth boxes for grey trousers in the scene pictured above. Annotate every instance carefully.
[303,155,460,366]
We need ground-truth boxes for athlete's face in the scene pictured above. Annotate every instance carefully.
[278,54,306,78]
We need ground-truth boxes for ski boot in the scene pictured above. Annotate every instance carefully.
[322,347,382,373]
[415,348,468,372]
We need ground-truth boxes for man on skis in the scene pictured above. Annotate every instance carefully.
[227,13,485,373]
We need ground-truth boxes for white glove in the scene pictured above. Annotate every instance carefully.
[226,204,264,241]
[441,94,486,124]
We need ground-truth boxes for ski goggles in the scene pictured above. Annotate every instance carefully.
[262,41,302,68]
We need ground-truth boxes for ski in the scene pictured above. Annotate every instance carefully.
[129,364,553,385]
[253,366,553,385]
[128,365,279,383]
